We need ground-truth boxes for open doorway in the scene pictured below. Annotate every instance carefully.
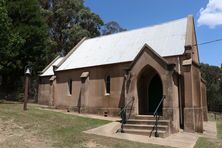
[137,65,163,115]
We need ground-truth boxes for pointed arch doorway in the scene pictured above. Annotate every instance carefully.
[137,65,163,115]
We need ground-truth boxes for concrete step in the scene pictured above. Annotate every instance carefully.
[126,119,169,125]
[123,128,168,138]
[123,124,168,131]
[133,115,164,120]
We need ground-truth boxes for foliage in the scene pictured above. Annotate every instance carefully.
[39,0,103,54]
[101,21,126,35]
[200,63,222,111]
[0,0,24,90]
[0,0,53,95]
[6,0,53,72]
[0,0,122,99]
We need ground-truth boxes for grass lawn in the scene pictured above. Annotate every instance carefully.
[194,113,222,148]
[0,103,169,148]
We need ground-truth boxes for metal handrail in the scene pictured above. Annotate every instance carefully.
[119,97,134,115]
[150,95,165,137]
[117,96,135,133]
[154,95,165,116]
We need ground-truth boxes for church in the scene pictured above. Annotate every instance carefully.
[38,15,208,136]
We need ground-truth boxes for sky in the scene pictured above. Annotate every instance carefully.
[85,0,222,67]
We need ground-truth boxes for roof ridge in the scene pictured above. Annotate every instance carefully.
[56,16,188,71]
[85,16,188,41]
[40,56,60,75]
[56,37,87,70]
[40,57,64,77]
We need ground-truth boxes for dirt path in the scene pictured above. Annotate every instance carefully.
[0,118,52,148]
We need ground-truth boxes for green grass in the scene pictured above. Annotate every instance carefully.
[0,103,169,148]
[195,137,215,147]
[194,113,222,148]
[217,121,222,140]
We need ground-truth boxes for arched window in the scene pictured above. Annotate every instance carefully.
[105,75,111,94]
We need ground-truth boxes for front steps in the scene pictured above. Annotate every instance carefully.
[122,115,170,138]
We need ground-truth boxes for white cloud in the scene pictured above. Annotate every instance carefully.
[197,0,222,28]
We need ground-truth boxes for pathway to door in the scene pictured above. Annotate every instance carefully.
[84,121,217,148]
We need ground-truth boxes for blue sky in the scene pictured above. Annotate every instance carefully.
[85,0,222,67]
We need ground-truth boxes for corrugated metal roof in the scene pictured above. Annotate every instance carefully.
[40,57,64,76]
[57,17,187,71]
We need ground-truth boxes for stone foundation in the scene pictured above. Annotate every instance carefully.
[202,106,208,121]
[163,108,180,134]
[184,107,203,133]
[68,106,121,117]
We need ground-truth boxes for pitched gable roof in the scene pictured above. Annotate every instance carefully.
[57,17,188,71]
[128,44,176,71]
[40,57,64,76]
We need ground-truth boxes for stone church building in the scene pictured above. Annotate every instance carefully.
[38,16,208,136]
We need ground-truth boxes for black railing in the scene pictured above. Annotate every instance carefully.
[150,95,165,137]
[117,96,135,133]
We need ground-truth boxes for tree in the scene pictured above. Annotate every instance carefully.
[0,0,122,99]
[101,21,126,35]
[200,63,222,111]
[39,0,103,54]
[0,0,23,90]
[1,0,52,92]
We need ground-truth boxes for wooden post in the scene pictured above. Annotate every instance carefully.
[23,75,29,110]
[23,67,31,111]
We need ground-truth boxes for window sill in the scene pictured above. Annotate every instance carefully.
[105,93,110,96]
